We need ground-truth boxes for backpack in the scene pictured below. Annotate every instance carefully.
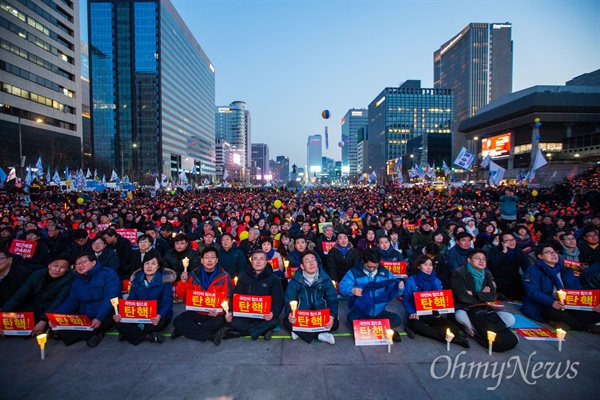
[466,305,518,352]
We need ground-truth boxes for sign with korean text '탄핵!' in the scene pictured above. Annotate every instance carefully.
[118,300,157,323]
[381,260,407,278]
[562,289,599,311]
[232,294,271,319]
[414,290,455,315]
[46,313,94,331]
[292,309,330,332]
[353,319,391,346]
[8,240,37,259]
[185,290,224,313]
[0,312,35,336]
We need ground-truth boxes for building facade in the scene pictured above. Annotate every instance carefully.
[251,143,269,180]
[341,108,367,176]
[434,22,513,159]
[367,81,454,176]
[89,0,215,182]
[215,101,251,181]
[307,134,322,176]
[274,155,289,182]
[0,0,82,173]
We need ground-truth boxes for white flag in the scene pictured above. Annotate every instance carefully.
[489,161,505,186]
[179,170,188,184]
[6,167,17,182]
[52,170,61,184]
[532,147,548,171]
[110,170,119,182]
[453,146,476,170]
[86,168,92,178]
[222,170,229,181]
[154,178,160,190]
[480,154,492,169]
[551,170,557,179]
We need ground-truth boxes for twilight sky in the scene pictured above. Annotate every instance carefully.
[172,0,599,170]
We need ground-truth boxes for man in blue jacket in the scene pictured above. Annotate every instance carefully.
[339,248,404,341]
[51,253,121,347]
[499,188,518,231]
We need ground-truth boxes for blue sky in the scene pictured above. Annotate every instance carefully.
[171,0,599,169]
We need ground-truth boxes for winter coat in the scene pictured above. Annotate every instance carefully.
[411,228,434,249]
[0,263,33,307]
[402,274,443,315]
[284,267,338,318]
[175,265,232,314]
[326,244,360,282]
[95,249,120,274]
[577,241,600,265]
[451,266,497,310]
[487,246,531,287]
[128,268,176,320]
[163,247,199,278]
[218,243,248,278]
[234,266,284,317]
[107,234,133,278]
[314,234,337,261]
[446,245,471,273]
[499,194,518,219]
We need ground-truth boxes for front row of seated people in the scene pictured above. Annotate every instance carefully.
[2,243,600,348]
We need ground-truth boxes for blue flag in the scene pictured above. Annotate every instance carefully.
[0,167,6,187]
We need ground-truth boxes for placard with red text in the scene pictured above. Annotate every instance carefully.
[381,261,407,278]
[8,240,37,259]
[116,229,138,245]
[352,318,391,346]
[232,294,271,318]
[562,289,600,311]
[268,257,280,271]
[321,241,335,255]
[185,290,224,313]
[118,300,157,323]
[292,309,330,332]
[46,313,93,331]
[287,266,300,281]
[563,260,581,276]
[414,290,455,315]
[514,328,559,341]
[0,312,35,336]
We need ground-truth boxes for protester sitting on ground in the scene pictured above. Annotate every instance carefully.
[113,250,174,345]
[21,229,50,272]
[402,254,469,348]
[431,230,448,254]
[102,228,133,279]
[0,250,31,308]
[411,219,434,250]
[142,224,170,256]
[314,224,337,262]
[1,255,74,336]
[286,236,321,269]
[172,247,232,345]
[513,224,536,255]
[451,249,515,337]
[163,233,199,279]
[486,232,530,300]
[409,243,450,288]
[45,223,72,259]
[356,227,377,257]
[339,248,404,342]
[375,235,402,262]
[223,249,283,341]
[260,237,285,280]
[131,234,153,274]
[284,250,338,344]
[68,228,92,263]
[239,227,262,264]
[51,253,120,347]
[90,236,120,274]
[522,243,600,333]
[325,232,360,282]
[218,233,248,279]
[446,232,474,276]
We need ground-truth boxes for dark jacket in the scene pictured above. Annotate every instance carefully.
[411,228,433,249]
[152,237,170,257]
[25,240,50,270]
[451,266,497,310]
[238,238,261,264]
[284,266,338,318]
[95,248,120,274]
[487,245,531,287]
[53,263,121,321]
[408,247,450,288]
[46,232,72,258]
[314,233,337,262]
[577,241,600,266]
[522,260,583,322]
[107,234,133,279]
[326,244,360,282]
[446,245,471,273]
[163,247,199,279]
[0,263,33,307]
[218,243,248,278]
[376,246,402,262]
[128,267,176,320]
[234,266,284,317]
[2,269,75,320]
[68,239,92,263]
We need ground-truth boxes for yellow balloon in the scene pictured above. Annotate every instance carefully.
[239,231,248,241]
[274,199,282,209]
[77,197,84,205]
[457,205,463,211]
[532,190,538,197]
[530,215,536,222]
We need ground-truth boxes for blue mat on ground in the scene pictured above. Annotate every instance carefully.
[511,314,541,329]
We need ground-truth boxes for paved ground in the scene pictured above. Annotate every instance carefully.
[1,300,599,400]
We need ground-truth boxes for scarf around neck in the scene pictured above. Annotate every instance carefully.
[414,270,438,292]
[466,263,485,292]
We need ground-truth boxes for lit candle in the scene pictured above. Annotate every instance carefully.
[284,260,290,269]
[290,300,298,317]
[36,333,47,360]
[234,276,238,286]
[556,328,567,352]
[182,257,189,273]
[386,329,394,353]
[557,290,566,310]
[332,280,338,289]
[221,300,229,315]
[487,331,497,355]
[445,328,455,352]
[110,297,119,314]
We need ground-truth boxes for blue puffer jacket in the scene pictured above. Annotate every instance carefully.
[339,262,403,317]
[402,274,443,315]
[522,259,583,322]
[128,268,176,320]
[284,267,338,318]
[499,194,518,218]
[53,263,121,321]
[376,246,402,261]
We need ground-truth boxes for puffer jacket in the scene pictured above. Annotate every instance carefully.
[284,266,338,318]
[129,268,176,320]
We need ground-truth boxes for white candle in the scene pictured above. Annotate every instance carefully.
[221,300,229,314]
[36,333,47,360]
[386,329,394,353]
[110,297,119,314]
[487,331,497,356]
[445,328,455,352]
[290,300,298,317]
[182,257,189,273]
[556,328,566,352]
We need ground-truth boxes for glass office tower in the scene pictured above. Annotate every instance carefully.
[89,0,215,181]
[341,109,367,176]
[367,81,453,175]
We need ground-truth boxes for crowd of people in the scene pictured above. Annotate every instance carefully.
[1,166,600,350]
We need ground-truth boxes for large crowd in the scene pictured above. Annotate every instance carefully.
[1,166,600,350]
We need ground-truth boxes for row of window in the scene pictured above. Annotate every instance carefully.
[14,0,73,32]
[513,142,563,155]
[1,82,75,114]
[0,38,74,81]
[1,60,74,97]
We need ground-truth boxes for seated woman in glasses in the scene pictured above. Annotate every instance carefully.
[522,243,600,333]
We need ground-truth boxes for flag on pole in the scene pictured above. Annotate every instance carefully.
[35,157,43,176]
[64,166,69,180]
[479,154,492,169]
[154,178,160,190]
[46,166,51,183]
[442,160,452,176]
[102,175,106,184]
[222,170,229,181]
[453,146,476,170]
[425,163,435,179]
[357,174,364,183]
[7,167,17,182]
[489,161,505,186]
[532,147,548,171]
[94,169,98,180]
[409,165,419,178]
[124,175,130,185]
[368,171,377,183]
[179,170,188,184]
[86,168,92,178]
[110,170,119,182]
[52,170,61,185]
[0,167,7,187]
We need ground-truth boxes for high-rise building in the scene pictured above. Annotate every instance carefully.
[341,109,367,176]
[367,81,453,176]
[356,127,367,174]
[251,143,269,180]
[275,155,289,182]
[89,0,215,181]
[216,101,251,181]
[434,22,513,158]
[307,134,322,176]
[0,0,81,173]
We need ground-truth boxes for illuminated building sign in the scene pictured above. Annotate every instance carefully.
[482,133,511,158]
[351,111,363,116]
[376,96,386,107]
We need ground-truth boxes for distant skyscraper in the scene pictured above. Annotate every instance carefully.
[275,155,290,182]
[251,143,269,179]
[367,81,454,175]
[341,109,368,176]
[89,0,215,180]
[307,134,322,176]
[434,22,513,158]
[216,101,251,181]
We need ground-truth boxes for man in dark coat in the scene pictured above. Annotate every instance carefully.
[102,228,133,279]
[0,250,32,308]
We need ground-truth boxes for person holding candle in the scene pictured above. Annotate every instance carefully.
[163,233,199,280]
[402,254,470,348]
[222,249,283,340]
[113,250,175,344]
[326,232,360,282]
[171,247,232,345]
[284,250,338,344]
[522,243,600,333]
[218,233,248,278]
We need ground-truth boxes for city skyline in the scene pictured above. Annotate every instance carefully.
[171,0,599,169]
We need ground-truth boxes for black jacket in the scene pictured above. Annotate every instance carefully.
[0,263,32,307]
[487,245,531,286]
[326,245,360,282]
[163,247,199,279]
[451,266,497,310]
[234,266,284,317]
[46,232,72,258]
[107,234,133,278]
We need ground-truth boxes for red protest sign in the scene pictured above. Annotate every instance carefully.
[97,223,110,232]
[185,290,224,313]
[46,313,93,331]
[268,257,280,271]
[514,328,559,341]
[122,280,131,294]
[8,240,37,259]
[118,300,157,323]
[116,229,138,245]
[292,309,330,332]
[381,260,407,278]
[321,241,335,255]
[0,312,35,336]
[352,318,391,346]
[287,266,299,281]
[414,290,455,315]
[562,289,600,311]
[232,294,272,318]
[563,260,581,276]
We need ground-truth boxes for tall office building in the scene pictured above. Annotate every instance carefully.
[307,134,322,176]
[341,109,367,176]
[275,155,289,182]
[0,0,81,172]
[251,143,269,179]
[434,22,513,158]
[89,0,215,181]
[367,80,453,175]
[216,101,251,181]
